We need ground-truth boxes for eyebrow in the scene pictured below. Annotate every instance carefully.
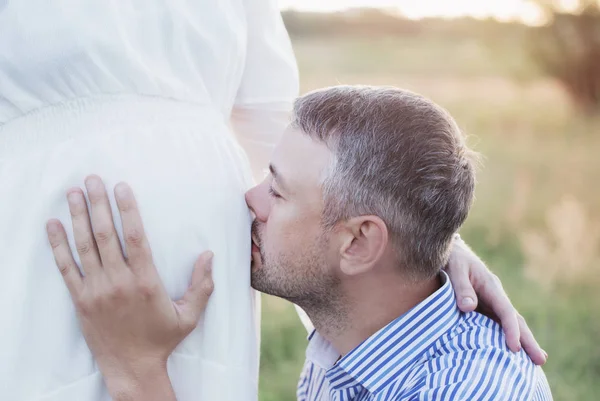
[269,164,289,192]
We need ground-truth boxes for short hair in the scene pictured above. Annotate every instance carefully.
[292,85,477,279]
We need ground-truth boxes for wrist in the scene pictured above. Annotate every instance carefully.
[102,359,171,401]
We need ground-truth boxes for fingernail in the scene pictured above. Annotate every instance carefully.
[46,220,60,234]
[114,182,130,200]
[204,251,214,271]
[67,190,83,206]
[85,175,102,191]
[543,350,548,360]
[461,297,475,307]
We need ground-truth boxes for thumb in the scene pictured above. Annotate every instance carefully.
[447,263,478,312]
[176,251,215,329]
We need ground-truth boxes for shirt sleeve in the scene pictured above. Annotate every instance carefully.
[231,0,299,182]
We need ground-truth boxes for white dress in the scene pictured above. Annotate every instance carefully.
[0,1,298,400]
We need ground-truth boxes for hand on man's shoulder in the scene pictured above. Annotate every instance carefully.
[400,312,551,401]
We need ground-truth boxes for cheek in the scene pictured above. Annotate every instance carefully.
[264,207,318,255]
[264,218,297,254]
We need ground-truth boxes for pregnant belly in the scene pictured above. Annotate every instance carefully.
[0,97,259,401]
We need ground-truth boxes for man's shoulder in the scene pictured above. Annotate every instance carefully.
[443,311,518,352]
[430,311,538,377]
[396,312,549,401]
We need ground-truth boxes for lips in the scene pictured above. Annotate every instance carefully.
[251,228,262,248]
[251,233,261,259]
[250,221,262,264]
[250,239,261,270]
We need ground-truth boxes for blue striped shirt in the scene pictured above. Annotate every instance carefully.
[296,272,552,401]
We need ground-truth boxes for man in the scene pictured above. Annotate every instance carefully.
[47,86,551,400]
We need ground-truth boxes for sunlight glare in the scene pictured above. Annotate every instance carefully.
[278,0,546,24]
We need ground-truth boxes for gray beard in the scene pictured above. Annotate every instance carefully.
[251,252,349,337]
[250,220,349,334]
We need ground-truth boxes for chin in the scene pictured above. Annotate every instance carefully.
[250,269,271,294]
[249,273,263,292]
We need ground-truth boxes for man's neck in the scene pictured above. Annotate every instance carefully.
[305,273,441,356]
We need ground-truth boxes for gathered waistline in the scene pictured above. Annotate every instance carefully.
[0,94,225,156]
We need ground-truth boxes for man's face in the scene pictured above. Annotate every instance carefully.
[245,127,340,307]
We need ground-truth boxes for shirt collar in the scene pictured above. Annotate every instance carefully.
[305,271,461,394]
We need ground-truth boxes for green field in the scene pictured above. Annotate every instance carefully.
[259,32,600,401]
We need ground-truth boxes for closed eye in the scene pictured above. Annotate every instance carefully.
[268,186,282,199]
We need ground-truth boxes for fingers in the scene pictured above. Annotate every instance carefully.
[448,237,546,362]
[499,310,521,353]
[67,188,102,275]
[46,219,83,296]
[176,252,215,331]
[85,175,125,269]
[518,315,548,366]
[114,182,153,270]
[446,238,480,312]
[481,276,521,353]
[447,261,479,312]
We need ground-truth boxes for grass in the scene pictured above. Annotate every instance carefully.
[258,33,600,401]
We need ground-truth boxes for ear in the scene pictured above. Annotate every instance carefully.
[338,215,389,276]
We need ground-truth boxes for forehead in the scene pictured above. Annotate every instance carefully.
[271,126,332,195]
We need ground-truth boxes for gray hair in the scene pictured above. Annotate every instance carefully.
[291,85,477,279]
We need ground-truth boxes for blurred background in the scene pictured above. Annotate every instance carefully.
[259,1,600,401]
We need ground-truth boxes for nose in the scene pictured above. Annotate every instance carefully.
[245,180,271,222]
